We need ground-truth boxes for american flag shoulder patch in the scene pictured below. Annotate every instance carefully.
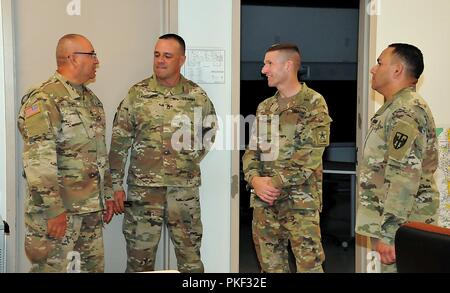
[25,104,41,118]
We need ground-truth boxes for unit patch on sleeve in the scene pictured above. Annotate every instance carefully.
[313,127,330,146]
[388,120,418,161]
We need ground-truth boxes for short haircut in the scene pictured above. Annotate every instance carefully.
[159,33,186,55]
[389,43,424,79]
[266,43,301,71]
[265,43,300,55]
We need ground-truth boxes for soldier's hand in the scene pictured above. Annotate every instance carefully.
[113,190,126,214]
[373,239,396,265]
[251,176,281,206]
[103,200,115,224]
[47,212,67,239]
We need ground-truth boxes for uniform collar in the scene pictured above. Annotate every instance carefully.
[272,82,309,113]
[371,87,416,122]
[53,71,83,100]
[393,86,416,99]
[149,74,186,95]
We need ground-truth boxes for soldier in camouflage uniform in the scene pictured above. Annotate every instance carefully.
[355,43,439,273]
[242,43,332,273]
[109,34,217,273]
[17,34,113,273]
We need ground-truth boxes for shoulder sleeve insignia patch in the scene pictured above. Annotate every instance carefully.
[313,126,330,147]
[25,104,41,118]
[393,132,408,149]
[388,120,419,161]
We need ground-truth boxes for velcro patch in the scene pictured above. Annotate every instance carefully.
[388,120,418,161]
[313,127,330,146]
[24,102,50,137]
[25,104,41,118]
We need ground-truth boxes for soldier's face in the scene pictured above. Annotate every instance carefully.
[261,51,288,88]
[153,39,186,84]
[370,47,396,94]
[73,39,99,83]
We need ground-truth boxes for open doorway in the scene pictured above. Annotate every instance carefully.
[239,0,360,273]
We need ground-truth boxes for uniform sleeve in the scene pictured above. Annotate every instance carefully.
[242,107,262,187]
[271,98,332,188]
[196,93,218,162]
[109,91,135,192]
[103,155,114,201]
[18,93,65,218]
[378,110,426,245]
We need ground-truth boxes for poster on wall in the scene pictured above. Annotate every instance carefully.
[436,127,450,228]
[182,48,225,84]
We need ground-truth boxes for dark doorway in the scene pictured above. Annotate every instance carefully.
[239,0,359,273]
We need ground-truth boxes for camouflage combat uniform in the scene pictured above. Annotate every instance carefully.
[355,87,439,273]
[18,72,112,273]
[109,75,217,273]
[242,83,332,273]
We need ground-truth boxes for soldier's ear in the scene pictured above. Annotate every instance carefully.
[179,55,186,67]
[393,62,404,79]
[67,54,78,67]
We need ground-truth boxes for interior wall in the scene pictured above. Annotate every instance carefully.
[178,0,233,273]
[241,6,358,63]
[241,5,359,80]
[371,0,450,126]
[13,0,163,272]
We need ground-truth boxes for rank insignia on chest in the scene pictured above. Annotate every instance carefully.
[393,132,408,149]
[25,104,41,118]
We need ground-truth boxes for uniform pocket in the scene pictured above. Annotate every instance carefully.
[60,107,91,139]
[24,212,53,263]
[249,192,268,208]
[290,189,320,210]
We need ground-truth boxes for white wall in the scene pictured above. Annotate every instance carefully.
[179,0,233,273]
[372,0,450,126]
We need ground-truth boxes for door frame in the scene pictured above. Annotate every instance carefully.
[230,0,241,273]
[355,0,380,273]
[1,0,19,273]
[234,0,372,273]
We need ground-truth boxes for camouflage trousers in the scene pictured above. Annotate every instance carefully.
[25,211,104,273]
[252,198,325,273]
[123,185,203,273]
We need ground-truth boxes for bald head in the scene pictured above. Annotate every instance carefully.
[56,34,91,67]
[55,34,99,84]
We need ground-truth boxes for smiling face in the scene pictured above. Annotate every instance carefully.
[153,38,186,86]
[261,50,289,89]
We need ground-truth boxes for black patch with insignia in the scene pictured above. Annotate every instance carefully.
[393,132,408,149]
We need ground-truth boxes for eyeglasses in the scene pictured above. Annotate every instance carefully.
[71,51,98,59]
